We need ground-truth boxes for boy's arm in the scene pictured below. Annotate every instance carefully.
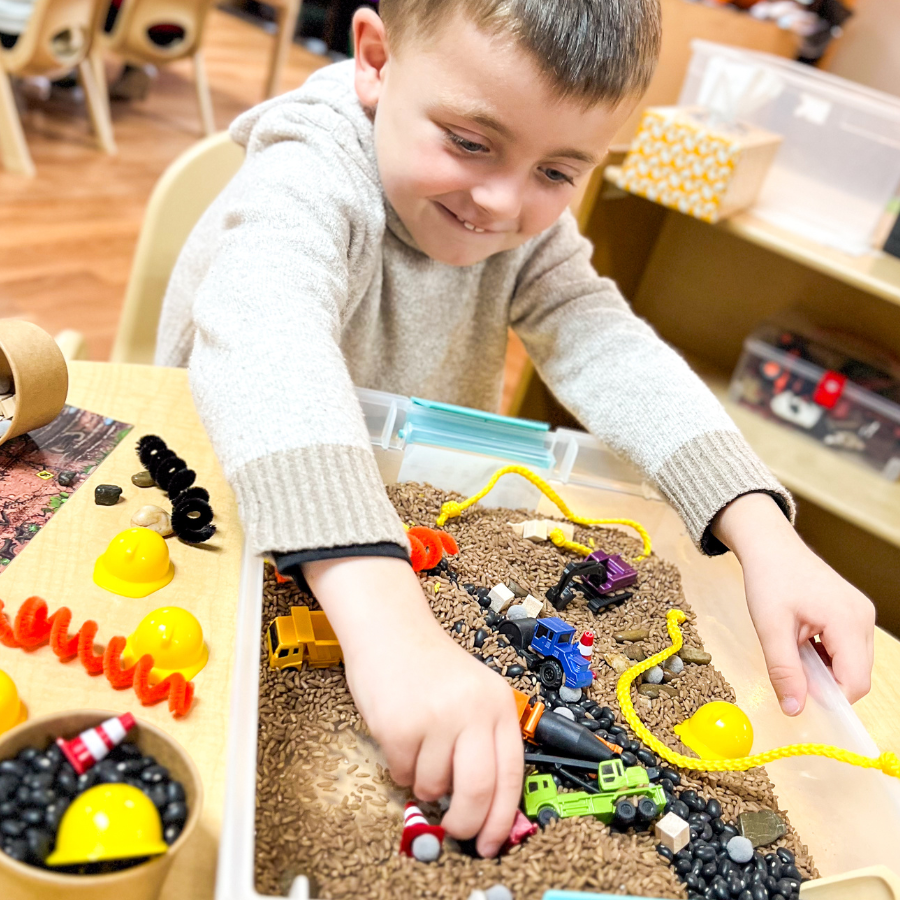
[509,209,794,554]
[712,492,875,712]
[166,107,407,557]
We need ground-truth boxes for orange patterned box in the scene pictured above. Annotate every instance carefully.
[613,106,782,223]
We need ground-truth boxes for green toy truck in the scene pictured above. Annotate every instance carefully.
[523,758,667,829]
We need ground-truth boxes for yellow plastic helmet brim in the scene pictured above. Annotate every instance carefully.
[93,558,174,598]
[121,637,208,684]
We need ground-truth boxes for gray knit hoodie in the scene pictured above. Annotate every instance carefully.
[156,60,792,558]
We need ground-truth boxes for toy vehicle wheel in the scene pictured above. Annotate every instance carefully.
[536,807,559,829]
[538,658,564,690]
[613,799,636,829]
[636,797,659,824]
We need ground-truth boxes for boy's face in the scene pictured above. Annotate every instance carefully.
[354,10,636,267]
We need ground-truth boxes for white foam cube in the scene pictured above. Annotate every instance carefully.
[655,811,690,853]
[522,520,548,542]
[488,582,515,612]
[521,594,544,618]
[507,522,525,537]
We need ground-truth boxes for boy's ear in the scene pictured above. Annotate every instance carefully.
[353,7,389,109]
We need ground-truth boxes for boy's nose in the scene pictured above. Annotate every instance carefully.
[469,176,524,223]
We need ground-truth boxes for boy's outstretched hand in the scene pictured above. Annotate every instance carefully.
[712,492,876,715]
[303,555,524,858]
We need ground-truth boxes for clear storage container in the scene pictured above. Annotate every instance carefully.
[730,321,900,480]
[216,388,900,900]
[678,40,900,255]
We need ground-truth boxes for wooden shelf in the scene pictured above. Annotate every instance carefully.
[698,365,900,549]
[604,167,900,309]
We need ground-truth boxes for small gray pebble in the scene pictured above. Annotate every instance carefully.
[664,655,684,674]
[726,835,754,864]
[486,886,514,900]
[552,706,576,721]
[94,484,123,506]
[644,665,664,685]
[467,893,488,900]
[505,605,528,621]
[411,832,442,862]
[558,685,582,703]
[57,471,77,487]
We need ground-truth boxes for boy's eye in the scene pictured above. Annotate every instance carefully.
[447,132,489,154]
[541,167,575,186]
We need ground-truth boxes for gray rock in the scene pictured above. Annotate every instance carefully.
[614,628,649,642]
[506,580,527,598]
[664,655,684,674]
[552,706,576,721]
[57,471,77,487]
[505,605,528,621]
[411,833,442,862]
[558,686,582,703]
[486,886,514,900]
[644,665,664,684]
[726,835,754,864]
[94,484,123,506]
[131,469,155,488]
[738,809,787,847]
[679,647,712,665]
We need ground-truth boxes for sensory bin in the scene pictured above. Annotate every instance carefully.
[254,482,817,900]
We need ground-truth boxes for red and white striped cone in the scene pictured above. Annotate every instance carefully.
[578,630,594,660]
[55,712,136,775]
[398,802,445,861]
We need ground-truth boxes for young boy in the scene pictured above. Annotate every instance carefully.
[157,0,876,858]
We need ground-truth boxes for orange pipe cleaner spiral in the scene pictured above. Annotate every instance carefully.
[0,597,194,717]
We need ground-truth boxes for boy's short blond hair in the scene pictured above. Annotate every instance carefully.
[378,0,661,107]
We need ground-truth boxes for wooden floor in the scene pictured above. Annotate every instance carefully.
[0,8,328,361]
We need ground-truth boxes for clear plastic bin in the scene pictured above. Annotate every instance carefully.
[678,40,900,255]
[215,387,900,900]
[730,323,900,480]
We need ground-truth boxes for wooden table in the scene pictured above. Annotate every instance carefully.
[0,362,243,900]
[1,361,899,893]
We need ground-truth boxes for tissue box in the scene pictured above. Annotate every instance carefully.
[613,106,782,223]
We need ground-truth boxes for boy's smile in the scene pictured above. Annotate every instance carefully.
[354,10,636,267]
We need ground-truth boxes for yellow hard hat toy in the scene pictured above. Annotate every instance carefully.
[94,527,175,598]
[123,607,209,683]
[0,669,27,736]
[45,784,169,866]
[674,700,754,760]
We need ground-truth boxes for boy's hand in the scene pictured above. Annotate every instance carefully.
[713,492,876,715]
[303,555,524,857]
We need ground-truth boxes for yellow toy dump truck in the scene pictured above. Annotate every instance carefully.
[266,606,342,670]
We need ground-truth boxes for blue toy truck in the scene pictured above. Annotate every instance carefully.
[530,617,594,690]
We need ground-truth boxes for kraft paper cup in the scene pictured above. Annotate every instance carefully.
[0,319,68,446]
[0,710,202,900]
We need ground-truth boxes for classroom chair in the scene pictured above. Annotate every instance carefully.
[263,0,302,99]
[0,0,116,176]
[90,0,218,135]
[109,130,244,363]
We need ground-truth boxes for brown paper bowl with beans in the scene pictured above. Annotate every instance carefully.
[0,710,202,900]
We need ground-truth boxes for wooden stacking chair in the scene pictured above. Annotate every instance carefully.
[264,0,302,99]
[91,0,218,135]
[110,130,244,362]
[0,0,115,176]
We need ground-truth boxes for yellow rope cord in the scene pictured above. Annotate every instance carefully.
[435,464,652,561]
[616,610,900,779]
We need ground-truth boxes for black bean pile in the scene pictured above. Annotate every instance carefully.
[254,482,818,899]
[0,740,187,872]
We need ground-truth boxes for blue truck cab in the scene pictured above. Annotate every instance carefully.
[530,617,594,690]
